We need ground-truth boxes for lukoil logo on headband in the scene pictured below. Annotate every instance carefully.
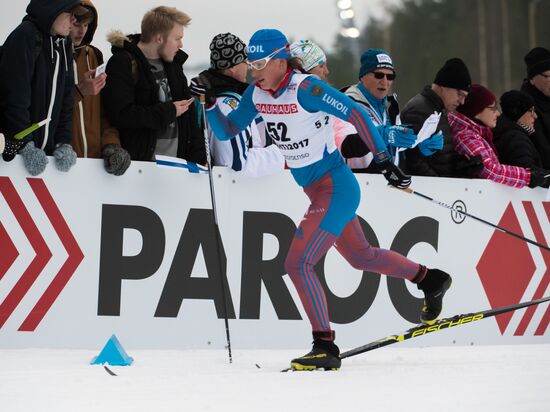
[247,45,264,53]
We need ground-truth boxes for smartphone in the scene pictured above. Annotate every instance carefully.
[94,63,107,78]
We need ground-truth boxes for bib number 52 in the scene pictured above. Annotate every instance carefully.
[266,122,289,142]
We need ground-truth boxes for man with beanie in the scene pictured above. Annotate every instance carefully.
[521,47,550,169]
[0,0,82,176]
[102,6,205,164]
[339,48,442,172]
[69,0,131,176]
[190,33,283,176]
[400,58,484,177]
[449,84,549,189]
[493,90,543,170]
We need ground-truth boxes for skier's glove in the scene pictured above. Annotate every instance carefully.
[386,125,416,149]
[53,143,77,172]
[379,160,411,189]
[189,75,216,107]
[102,144,131,176]
[19,141,48,176]
[418,130,444,156]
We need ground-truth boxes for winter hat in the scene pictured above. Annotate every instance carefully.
[209,33,248,71]
[247,29,291,61]
[500,90,535,121]
[290,40,326,71]
[359,49,394,78]
[433,58,472,92]
[525,47,550,79]
[457,84,496,119]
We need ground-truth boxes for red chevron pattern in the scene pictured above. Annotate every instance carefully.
[477,201,550,336]
[0,177,83,331]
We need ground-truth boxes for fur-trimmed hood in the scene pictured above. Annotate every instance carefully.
[106,30,131,49]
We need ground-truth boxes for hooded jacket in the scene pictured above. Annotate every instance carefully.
[521,81,550,169]
[71,0,119,158]
[0,0,78,154]
[102,31,205,163]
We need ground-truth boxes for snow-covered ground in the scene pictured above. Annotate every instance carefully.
[1,345,549,412]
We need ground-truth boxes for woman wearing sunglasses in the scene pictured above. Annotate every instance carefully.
[203,29,452,371]
[448,84,549,188]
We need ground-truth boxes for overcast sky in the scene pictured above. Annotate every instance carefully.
[0,0,401,72]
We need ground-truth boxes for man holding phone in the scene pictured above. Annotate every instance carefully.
[102,6,205,163]
[70,0,131,175]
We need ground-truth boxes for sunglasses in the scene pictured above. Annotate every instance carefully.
[372,71,396,81]
[247,46,287,71]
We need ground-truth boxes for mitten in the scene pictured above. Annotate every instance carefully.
[2,137,24,161]
[102,144,131,176]
[53,143,77,172]
[19,141,48,176]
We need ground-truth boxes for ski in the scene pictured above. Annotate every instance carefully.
[340,295,550,360]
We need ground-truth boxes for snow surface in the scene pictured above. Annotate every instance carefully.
[1,345,549,412]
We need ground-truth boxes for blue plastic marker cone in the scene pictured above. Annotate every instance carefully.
[90,334,134,366]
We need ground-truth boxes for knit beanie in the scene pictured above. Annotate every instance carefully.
[289,40,326,71]
[358,48,394,78]
[433,58,472,92]
[457,84,496,119]
[500,90,535,122]
[247,29,291,61]
[525,47,550,79]
[210,33,248,70]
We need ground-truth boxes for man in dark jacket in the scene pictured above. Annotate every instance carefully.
[102,6,205,164]
[521,47,550,169]
[400,58,483,177]
[0,0,83,175]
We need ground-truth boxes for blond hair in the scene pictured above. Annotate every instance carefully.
[141,6,191,42]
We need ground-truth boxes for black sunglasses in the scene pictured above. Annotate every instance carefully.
[372,71,396,81]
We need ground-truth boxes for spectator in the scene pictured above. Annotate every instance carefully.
[289,44,421,173]
[0,0,82,176]
[102,6,205,164]
[191,33,283,176]
[70,0,130,175]
[400,58,483,177]
[448,84,549,189]
[341,49,439,172]
[493,90,542,170]
[521,47,550,168]
[289,39,329,80]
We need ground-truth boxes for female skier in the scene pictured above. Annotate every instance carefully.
[199,29,452,371]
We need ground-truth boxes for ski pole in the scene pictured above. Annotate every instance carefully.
[396,187,550,252]
[199,95,233,364]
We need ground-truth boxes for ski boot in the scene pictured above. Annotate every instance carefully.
[290,331,341,371]
[417,268,452,325]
